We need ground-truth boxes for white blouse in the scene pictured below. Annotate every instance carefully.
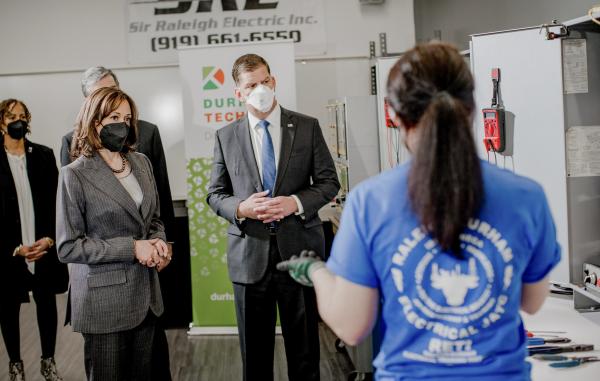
[6,150,36,274]
[118,171,143,210]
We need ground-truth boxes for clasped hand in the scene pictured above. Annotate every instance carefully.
[237,190,298,223]
[17,238,51,262]
[135,238,172,271]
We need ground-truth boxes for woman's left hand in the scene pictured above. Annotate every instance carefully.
[150,238,169,259]
[26,238,50,262]
[150,239,172,272]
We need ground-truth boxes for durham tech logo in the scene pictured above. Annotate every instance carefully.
[203,66,225,90]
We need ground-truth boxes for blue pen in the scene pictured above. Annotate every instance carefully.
[528,338,545,346]
[550,357,600,368]
[527,337,571,346]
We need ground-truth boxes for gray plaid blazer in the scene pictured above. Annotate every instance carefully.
[56,152,165,334]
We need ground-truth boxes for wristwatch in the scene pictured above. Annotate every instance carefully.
[44,237,55,248]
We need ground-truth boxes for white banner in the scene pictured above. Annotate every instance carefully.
[129,0,326,64]
[179,41,296,330]
[178,40,296,157]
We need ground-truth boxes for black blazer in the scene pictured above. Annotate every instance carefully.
[0,136,69,301]
[60,120,175,240]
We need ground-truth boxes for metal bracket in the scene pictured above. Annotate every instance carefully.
[379,33,388,56]
[572,284,600,312]
[539,20,570,40]
[378,32,403,57]
[370,66,377,95]
[369,41,376,59]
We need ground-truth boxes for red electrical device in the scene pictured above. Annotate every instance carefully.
[384,97,399,128]
[483,68,505,153]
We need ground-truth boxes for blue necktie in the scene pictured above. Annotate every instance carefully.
[259,120,276,194]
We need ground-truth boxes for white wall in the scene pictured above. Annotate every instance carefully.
[415,0,599,50]
[0,0,130,75]
[0,0,413,73]
[0,0,415,200]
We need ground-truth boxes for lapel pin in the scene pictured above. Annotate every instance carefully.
[28,147,32,153]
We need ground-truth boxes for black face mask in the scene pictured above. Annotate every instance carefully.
[100,122,129,152]
[6,120,28,140]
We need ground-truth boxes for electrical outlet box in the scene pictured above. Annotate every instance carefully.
[583,263,600,291]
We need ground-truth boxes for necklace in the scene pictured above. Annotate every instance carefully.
[111,153,128,174]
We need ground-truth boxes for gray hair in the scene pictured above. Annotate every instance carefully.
[81,66,120,97]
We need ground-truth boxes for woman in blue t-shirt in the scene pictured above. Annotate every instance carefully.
[278,43,560,380]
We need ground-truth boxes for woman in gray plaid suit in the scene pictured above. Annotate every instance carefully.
[56,87,171,381]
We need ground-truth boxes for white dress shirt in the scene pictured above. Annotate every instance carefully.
[6,150,36,274]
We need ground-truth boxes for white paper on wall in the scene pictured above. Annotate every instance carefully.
[562,39,588,94]
[566,126,600,177]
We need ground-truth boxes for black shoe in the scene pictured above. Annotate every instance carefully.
[8,360,25,381]
[40,357,63,381]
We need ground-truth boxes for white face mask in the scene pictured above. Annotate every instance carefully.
[245,84,275,113]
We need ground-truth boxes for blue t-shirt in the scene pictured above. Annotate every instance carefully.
[327,160,561,381]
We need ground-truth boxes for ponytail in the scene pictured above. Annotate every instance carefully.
[387,43,483,257]
[408,93,482,256]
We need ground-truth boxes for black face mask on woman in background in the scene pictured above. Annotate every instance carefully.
[6,120,28,140]
[100,122,130,152]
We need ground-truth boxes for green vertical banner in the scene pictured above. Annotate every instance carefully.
[187,157,237,333]
[178,41,297,334]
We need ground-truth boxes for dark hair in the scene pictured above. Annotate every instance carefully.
[387,43,482,256]
[0,99,32,134]
[232,54,271,85]
[71,87,138,159]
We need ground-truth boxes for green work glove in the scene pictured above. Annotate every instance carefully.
[276,250,325,287]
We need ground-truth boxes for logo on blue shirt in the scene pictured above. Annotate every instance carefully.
[390,219,515,364]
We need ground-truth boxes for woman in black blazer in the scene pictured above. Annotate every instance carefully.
[0,99,69,381]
